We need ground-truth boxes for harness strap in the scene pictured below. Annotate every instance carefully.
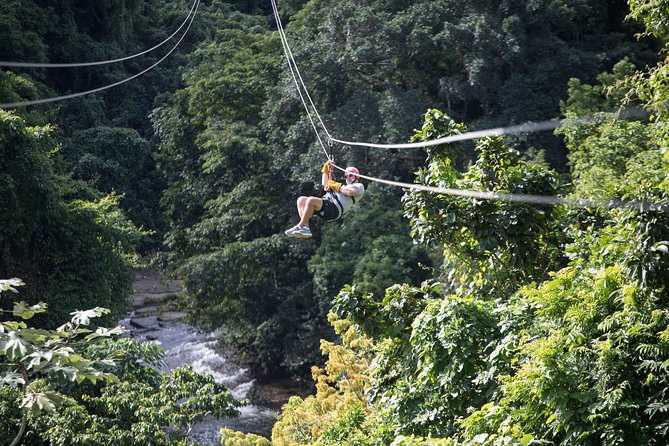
[325,191,344,220]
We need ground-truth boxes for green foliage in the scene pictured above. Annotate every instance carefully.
[404,112,566,298]
[272,313,375,445]
[36,194,142,325]
[42,365,239,446]
[0,110,144,327]
[221,427,271,446]
[0,279,240,446]
[627,0,669,38]
[60,126,166,234]
[333,282,498,439]
[179,234,320,376]
[0,71,41,115]
[0,0,202,243]
[0,385,23,445]
[0,280,120,445]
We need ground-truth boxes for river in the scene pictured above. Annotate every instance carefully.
[125,269,282,443]
[124,318,278,444]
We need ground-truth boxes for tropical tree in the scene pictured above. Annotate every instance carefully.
[0,110,144,325]
[60,126,166,236]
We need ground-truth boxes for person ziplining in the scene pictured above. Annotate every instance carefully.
[285,161,365,238]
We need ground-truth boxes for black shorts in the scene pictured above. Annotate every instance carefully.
[316,198,341,221]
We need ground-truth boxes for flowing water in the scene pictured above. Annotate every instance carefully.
[125,320,278,444]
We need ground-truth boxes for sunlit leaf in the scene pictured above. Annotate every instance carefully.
[21,392,64,416]
[12,301,47,319]
[520,434,534,445]
[48,366,78,383]
[26,350,54,370]
[0,320,28,333]
[85,326,126,340]
[70,307,110,326]
[0,278,24,294]
[1,331,33,361]
[0,372,25,387]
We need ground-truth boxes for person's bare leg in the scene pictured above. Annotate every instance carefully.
[297,196,308,220]
[298,197,323,227]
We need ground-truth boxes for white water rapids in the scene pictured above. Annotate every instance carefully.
[125,320,277,444]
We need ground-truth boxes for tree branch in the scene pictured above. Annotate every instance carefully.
[9,412,28,446]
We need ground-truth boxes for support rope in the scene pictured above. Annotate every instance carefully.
[330,164,669,213]
[270,0,331,160]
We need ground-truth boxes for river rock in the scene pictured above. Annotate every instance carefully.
[158,311,188,322]
[130,315,159,329]
[247,378,313,409]
[130,269,185,329]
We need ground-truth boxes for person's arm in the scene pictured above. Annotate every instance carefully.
[340,183,362,197]
[321,161,333,189]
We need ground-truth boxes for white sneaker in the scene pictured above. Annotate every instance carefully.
[285,225,301,237]
[292,226,312,238]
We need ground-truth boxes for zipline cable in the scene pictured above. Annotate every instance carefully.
[0,0,199,68]
[332,120,561,149]
[329,108,648,149]
[270,0,331,160]
[330,164,669,213]
[0,0,200,109]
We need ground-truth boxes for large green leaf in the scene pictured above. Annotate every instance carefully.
[0,278,24,294]
[0,320,27,333]
[12,301,47,320]
[0,372,25,387]
[25,350,54,370]
[20,392,65,416]
[0,331,34,361]
[85,326,126,340]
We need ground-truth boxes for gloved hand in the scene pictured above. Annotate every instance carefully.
[327,180,342,192]
[321,160,333,174]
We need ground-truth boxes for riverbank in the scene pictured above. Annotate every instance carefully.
[129,268,187,329]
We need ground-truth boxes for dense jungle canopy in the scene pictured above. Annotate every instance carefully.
[1,0,669,444]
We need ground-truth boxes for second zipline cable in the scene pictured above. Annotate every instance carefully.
[0,0,199,68]
[0,0,201,109]
[330,162,669,213]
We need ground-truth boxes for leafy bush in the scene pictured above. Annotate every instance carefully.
[220,428,271,446]
[272,313,375,445]
[0,278,240,446]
